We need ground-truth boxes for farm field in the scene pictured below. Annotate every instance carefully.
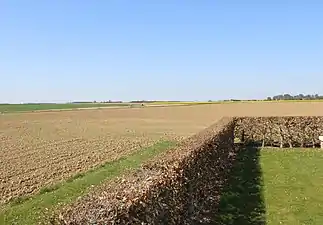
[2,100,323,114]
[0,102,221,113]
[1,104,224,205]
[0,103,131,113]
[1,101,323,224]
[218,147,323,225]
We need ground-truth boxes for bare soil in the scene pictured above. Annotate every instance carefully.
[1,102,323,203]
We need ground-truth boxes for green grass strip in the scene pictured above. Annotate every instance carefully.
[0,103,130,113]
[262,148,323,225]
[0,140,176,225]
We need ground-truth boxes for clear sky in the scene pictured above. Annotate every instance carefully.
[1,1,323,103]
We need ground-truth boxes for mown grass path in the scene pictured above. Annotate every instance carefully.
[217,147,323,225]
[0,140,176,225]
[262,148,323,225]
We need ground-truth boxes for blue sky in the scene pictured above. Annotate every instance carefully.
[1,1,323,103]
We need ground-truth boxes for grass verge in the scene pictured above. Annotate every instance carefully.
[0,140,176,225]
[262,148,323,225]
[217,146,323,225]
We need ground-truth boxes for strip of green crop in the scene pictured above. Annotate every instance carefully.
[0,103,131,113]
[0,140,176,225]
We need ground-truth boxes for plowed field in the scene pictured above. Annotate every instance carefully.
[1,102,323,204]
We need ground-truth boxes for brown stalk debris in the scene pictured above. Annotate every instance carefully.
[235,116,323,148]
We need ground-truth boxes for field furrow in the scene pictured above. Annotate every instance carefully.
[0,136,157,203]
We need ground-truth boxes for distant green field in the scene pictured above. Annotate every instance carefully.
[0,103,130,113]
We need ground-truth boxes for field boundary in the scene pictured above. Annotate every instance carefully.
[4,115,323,224]
[54,117,237,224]
[235,116,323,148]
[0,140,176,225]
[53,115,323,224]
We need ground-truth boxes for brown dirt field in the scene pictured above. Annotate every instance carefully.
[1,102,323,203]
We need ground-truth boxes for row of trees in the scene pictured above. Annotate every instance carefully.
[266,94,323,101]
[70,95,323,103]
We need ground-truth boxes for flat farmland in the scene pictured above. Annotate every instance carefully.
[1,101,323,205]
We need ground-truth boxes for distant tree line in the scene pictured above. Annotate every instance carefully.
[266,94,323,101]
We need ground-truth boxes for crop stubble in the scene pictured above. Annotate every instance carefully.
[1,102,323,204]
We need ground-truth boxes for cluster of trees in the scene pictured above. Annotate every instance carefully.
[266,94,323,101]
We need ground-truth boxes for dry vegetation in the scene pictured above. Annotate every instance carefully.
[1,102,323,204]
